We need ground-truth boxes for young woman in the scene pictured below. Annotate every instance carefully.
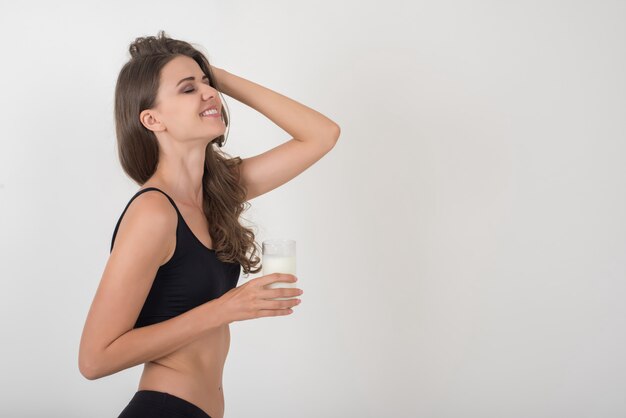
[78,31,339,418]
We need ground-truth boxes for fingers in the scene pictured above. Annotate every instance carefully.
[259,286,303,300]
[257,273,297,288]
[231,274,301,320]
[256,307,294,317]
[256,297,301,311]
[256,286,302,310]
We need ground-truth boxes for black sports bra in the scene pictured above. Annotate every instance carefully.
[110,187,240,328]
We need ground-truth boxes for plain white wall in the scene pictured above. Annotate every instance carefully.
[0,0,624,417]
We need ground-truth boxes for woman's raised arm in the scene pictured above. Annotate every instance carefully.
[212,66,340,201]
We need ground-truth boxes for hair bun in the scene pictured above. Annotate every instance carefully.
[129,30,172,58]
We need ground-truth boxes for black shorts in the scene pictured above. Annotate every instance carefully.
[117,390,212,418]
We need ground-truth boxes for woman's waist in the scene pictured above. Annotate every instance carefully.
[138,363,225,418]
[145,325,230,378]
[141,359,224,389]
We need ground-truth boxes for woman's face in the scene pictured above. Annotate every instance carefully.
[143,55,224,143]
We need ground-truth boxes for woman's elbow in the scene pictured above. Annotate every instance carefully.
[79,351,101,380]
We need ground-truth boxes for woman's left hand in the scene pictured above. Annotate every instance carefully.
[210,65,226,83]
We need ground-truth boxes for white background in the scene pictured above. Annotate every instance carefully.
[1,1,625,417]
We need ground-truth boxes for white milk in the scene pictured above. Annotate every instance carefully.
[263,254,297,300]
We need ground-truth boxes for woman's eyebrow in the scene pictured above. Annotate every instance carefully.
[176,74,209,87]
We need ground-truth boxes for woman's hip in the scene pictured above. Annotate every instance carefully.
[117,390,213,418]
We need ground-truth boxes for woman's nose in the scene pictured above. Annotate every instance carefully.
[201,85,216,100]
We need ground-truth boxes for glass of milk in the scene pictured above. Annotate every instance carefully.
[262,239,296,301]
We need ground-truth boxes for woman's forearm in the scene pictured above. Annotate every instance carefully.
[213,67,339,143]
[81,299,225,380]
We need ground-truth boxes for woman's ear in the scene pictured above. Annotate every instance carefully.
[139,109,165,132]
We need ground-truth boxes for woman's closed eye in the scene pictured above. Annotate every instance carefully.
[183,80,211,94]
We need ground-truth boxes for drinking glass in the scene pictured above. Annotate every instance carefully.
[262,239,296,301]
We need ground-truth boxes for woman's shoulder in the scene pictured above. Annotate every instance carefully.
[110,187,178,253]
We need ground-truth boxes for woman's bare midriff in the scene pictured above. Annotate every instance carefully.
[138,322,231,418]
[136,182,230,418]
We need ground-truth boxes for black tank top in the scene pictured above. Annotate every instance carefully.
[110,187,241,329]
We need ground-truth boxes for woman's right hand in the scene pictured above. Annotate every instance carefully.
[216,273,303,324]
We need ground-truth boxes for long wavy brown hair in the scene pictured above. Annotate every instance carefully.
[114,30,261,275]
